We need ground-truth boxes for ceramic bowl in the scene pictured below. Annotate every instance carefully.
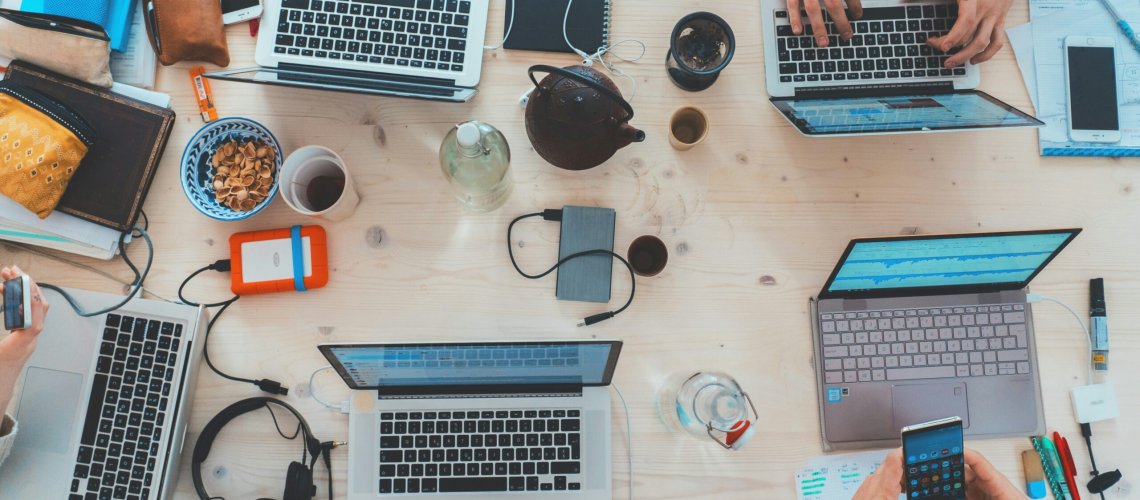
[180,117,283,221]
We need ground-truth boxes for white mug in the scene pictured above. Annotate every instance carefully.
[279,146,360,222]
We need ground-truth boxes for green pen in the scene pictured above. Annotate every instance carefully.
[1039,437,1074,500]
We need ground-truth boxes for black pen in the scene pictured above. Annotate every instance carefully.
[1089,278,1109,372]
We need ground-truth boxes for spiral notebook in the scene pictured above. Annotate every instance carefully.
[503,0,610,54]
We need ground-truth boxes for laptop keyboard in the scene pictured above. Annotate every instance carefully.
[69,314,181,500]
[821,304,1031,384]
[378,409,584,494]
[275,0,472,72]
[774,5,967,83]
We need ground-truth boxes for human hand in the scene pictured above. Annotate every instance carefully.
[927,0,1014,68]
[786,0,863,48]
[963,449,1024,500]
[853,449,904,500]
[1,266,49,363]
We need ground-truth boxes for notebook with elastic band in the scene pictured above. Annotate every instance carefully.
[503,0,610,55]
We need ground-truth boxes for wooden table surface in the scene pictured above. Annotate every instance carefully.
[4,0,1138,498]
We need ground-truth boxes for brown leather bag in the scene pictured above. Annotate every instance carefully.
[143,0,230,67]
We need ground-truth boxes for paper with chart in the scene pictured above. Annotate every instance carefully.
[795,449,905,500]
[1032,0,1140,155]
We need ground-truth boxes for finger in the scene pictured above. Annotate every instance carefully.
[1,267,13,281]
[824,0,854,40]
[945,17,995,67]
[848,0,864,20]
[788,0,805,35]
[962,449,1000,481]
[804,0,830,47]
[10,265,23,276]
[969,19,1006,64]
[931,0,977,52]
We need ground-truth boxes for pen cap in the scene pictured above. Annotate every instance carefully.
[1090,278,1106,312]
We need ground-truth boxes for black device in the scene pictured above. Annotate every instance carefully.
[3,275,32,331]
[192,397,336,500]
[902,416,966,499]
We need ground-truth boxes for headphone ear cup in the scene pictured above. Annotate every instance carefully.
[282,461,315,500]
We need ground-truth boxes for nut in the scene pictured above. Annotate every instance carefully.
[210,139,275,211]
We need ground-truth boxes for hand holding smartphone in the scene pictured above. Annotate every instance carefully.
[902,417,966,499]
[3,275,33,331]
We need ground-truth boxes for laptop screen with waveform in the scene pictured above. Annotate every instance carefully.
[825,230,1080,294]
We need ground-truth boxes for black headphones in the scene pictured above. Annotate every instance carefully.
[192,397,335,500]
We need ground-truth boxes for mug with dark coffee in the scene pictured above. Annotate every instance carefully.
[280,145,360,221]
[628,235,668,277]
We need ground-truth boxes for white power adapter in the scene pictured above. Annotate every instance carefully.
[1071,382,1119,423]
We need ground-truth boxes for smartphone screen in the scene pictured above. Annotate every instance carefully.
[903,419,965,499]
[3,277,26,331]
[221,0,259,14]
[1067,46,1119,132]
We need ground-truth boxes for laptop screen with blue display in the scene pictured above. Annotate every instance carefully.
[771,90,1042,135]
[320,341,621,389]
[824,230,1080,293]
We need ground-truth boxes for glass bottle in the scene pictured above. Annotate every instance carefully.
[439,121,512,212]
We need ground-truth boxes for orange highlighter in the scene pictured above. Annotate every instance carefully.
[1054,432,1081,500]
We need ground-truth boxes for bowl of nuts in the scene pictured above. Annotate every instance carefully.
[180,117,283,221]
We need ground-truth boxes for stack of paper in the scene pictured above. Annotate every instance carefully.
[1007,0,1140,156]
[110,5,158,89]
[0,83,170,259]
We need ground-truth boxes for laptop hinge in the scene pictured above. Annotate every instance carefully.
[376,384,584,400]
[279,62,461,88]
[793,81,955,99]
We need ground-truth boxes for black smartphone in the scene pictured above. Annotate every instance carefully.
[902,416,965,499]
[3,275,32,331]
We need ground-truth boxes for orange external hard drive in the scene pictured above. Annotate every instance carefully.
[229,225,329,295]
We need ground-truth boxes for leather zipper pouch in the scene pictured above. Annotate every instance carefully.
[0,9,113,88]
[0,83,96,219]
[143,0,230,67]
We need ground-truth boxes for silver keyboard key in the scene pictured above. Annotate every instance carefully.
[984,364,997,376]
[843,358,857,370]
[955,353,969,364]
[886,356,899,367]
[851,319,864,331]
[992,325,1004,336]
[970,352,982,363]
[836,320,850,332]
[824,346,848,358]
[877,344,890,355]
[956,365,970,377]
[869,331,883,343]
[872,369,885,381]
[886,366,955,381]
[997,349,1028,362]
[941,353,954,365]
[962,340,975,351]
[884,331,897,342]
[914,355,927,366]
[872,357,885,368]
[920,316,933,327]
[850,345,863,356]
[855,331,869,344]
[970,364,984,376]
[858,370,871,382]
[878,318,892,329]
[825,371,843,383]
[1003,337,1017,349]
[1017,362,1030,374]
[823,334,841,345]
[857,357,871,369]
[844,371,857,382]
[824,359,842,370]
[842,333,855,344]
[933,341,946,353]
[822,321,836,333]
[919,342,933,353]
[892,343,905,354]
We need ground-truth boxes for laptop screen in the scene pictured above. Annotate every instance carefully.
[771,90,1042,135]
[319,341,622,391]
[820,229,1080,297]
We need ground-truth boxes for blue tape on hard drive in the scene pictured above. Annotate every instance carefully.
[291,225,307,292]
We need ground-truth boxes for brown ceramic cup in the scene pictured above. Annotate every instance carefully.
[628,236,668,277]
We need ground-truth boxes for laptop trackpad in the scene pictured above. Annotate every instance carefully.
[15,367,84,454]
[891,383,969,432]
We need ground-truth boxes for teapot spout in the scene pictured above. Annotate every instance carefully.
[618,123,647,148]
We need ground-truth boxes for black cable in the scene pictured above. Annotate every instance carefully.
[179,261,288,395]
[507,210,636,326]
[39,225,154,317]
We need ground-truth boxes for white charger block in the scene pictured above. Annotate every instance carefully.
[1071,382,1119,423]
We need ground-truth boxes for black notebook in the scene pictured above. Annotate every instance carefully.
[503,0,610,54]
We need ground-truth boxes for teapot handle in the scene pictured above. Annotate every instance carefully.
[528,64,634,124]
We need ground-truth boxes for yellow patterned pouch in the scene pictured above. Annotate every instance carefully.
[0,83,95,218]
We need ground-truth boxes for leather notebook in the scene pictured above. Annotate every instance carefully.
[503,0,610,54]
[4,61,174,232]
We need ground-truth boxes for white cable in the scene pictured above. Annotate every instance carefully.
[309,365,350,413]
[1027,294,1092,385]
[560,0,646,101]
[611,383,633,500]
[483,0,516,50]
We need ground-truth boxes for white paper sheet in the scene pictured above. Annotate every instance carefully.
[1007,23,1039,110]
[795,449,905,500]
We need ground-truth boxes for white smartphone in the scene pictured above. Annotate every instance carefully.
[1064,36,1121,143]
[221,0,263,25]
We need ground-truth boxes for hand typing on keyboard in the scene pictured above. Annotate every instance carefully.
[925,0,1013,68]
[786,0,863,47]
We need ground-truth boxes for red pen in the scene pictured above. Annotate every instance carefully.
[1054,431,1081,500]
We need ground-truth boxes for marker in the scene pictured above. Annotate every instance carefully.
[1054,432,1082,500]
[1098,0,1140,55]
[1040,436,1075,500]
[1089,278,1109,372]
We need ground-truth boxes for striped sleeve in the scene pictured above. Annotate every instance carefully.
[0,414,15,468]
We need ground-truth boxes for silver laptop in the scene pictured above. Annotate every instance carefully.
[809,229,1081,450]
[0,287,207,499]
[319,340,622,499]
[760,0,1043,135]
[206,0,490,102]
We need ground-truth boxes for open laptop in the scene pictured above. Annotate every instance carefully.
[319,340,622,499]
[0,286,207,499]
[809,229,1081,450]
[760,0,1043,135]
[205,0,490,102]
